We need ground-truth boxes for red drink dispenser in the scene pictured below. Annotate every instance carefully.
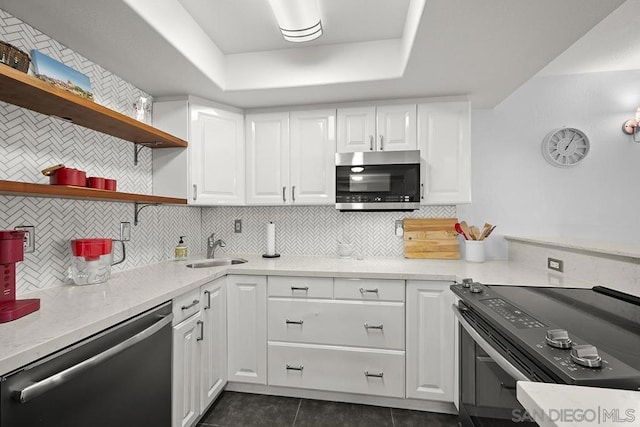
[0,230,40,323]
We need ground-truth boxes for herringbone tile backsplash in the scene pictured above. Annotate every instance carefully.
[0,8,456,295]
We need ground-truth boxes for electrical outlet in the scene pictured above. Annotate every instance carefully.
[15,225,35,253]
[547,257,564,272]
[120,222,131,241]
[395,220,404,237]
[234,219,242,233]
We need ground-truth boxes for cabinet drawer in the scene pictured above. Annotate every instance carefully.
[268,342,404,398]
[268,299,404,350]
[268,276,333,299]
[334,278,405,302]
[172,288,201,324]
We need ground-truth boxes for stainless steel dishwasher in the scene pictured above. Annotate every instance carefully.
[0,301,173,427]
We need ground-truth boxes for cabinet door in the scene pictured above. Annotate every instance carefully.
[289,109,336,205]
[191,105,245,205]
[227,275,267,384]
[405,281,455,402]
[152,100,190,199]
[200,278,227,411]
[245,113,290,205]
[172,312,202,427]
[336,106,376,153]
[418,102,471,204]
[376,104,417,151]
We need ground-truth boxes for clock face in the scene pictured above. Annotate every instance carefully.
[542,128,590,168]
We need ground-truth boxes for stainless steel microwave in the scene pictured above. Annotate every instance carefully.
[335,150,421,211]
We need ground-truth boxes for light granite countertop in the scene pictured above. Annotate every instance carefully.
[0,253,593,376]
[517,382,640,427]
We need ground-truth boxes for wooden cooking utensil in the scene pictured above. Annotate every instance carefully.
[460,221,472,240]
[41,164,65,176]
[470,226,481,240]
[479,223,492,240]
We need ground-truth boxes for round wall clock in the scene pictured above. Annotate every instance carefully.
[541,127,590,168]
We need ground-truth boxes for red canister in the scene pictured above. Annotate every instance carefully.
[104,179,117,191]
[49,168,87,187]
[87,177,106,190]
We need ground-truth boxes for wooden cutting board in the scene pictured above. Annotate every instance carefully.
[403,218,460,259]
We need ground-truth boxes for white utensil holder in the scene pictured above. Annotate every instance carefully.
[465,240,485,263]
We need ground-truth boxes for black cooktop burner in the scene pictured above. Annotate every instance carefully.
[452,283,640,390]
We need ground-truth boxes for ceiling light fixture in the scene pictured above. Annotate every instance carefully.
[622,107,640,142]
[268,0,323,43]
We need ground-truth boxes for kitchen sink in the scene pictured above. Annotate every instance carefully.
[186,258,248,268]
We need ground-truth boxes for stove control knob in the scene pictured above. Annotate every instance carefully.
[462,278,473,288]
[570,345,602,368]
[470,283,483,294]
[545,329,572,349]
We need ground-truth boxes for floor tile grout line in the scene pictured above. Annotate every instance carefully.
[292,398,303,426]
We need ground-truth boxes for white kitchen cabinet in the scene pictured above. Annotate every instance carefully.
[267,276,405,398]
[172,310,202,427]
[337,104,416,153]
[245,110,335,205]
[200,278,227,411]
[405,280,455,403]
[227,275,267,384]
[417,101,471,205]
[152,97,245,205]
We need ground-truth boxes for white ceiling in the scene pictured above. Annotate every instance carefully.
[178,0,410,54]
[0,0,630,109]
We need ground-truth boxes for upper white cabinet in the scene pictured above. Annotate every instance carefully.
[337,104,416,153]
[246,110,336,205]
[153,97,245,205]
[418,101,471,205]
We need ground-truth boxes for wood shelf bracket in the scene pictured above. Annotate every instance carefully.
[134,202,159,226]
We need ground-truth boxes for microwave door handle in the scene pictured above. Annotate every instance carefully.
[452,304,530,382]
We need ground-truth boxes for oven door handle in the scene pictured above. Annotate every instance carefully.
[452,304,531,382]
[14,312,174,404]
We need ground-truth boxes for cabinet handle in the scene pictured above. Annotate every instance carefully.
[359,287,379,294]
[285,319,304,325]
[379,135,384,151]
[290,286,309,292]
[181,299,199,310]
[364,370,384,378]
[204,290,211,310]
[500,381,516,390]
[282,186,287,202]
[192,184,197,201]
[369,135,374,151]
[292,186,296,203]
[197,320,204,341]
[286,364,304,371]
[364,323,384,330]
[421,183,425,199]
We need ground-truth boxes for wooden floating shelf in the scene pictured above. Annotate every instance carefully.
[0,65,187,148]
[0,180,187,205]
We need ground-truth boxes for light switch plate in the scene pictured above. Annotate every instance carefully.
[120,222,131,241]
[234,219,242,233]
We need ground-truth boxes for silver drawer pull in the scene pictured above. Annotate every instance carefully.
[181,299,199,310]
[290,286,309,292]
[197,320,204,341]
[286,364,304,371]
[359,288,379,294]
[364,370,384,378]
[364,323,384,330]
[286,319,304,325]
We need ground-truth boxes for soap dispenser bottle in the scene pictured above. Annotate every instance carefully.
[175,236,187,260]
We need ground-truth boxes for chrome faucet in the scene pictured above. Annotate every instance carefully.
[206,233,226,259]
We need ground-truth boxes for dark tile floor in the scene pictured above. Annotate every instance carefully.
[198,391,459,427]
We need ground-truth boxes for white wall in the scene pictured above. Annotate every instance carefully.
[458,70,640,259]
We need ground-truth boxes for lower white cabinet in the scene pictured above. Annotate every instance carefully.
[172,310,202,427]
[227,275,267,384]
[267,277,405,398]
[405,280,455,402]
[172,278,227,427]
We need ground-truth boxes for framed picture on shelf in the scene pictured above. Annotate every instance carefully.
[30,50,93,100]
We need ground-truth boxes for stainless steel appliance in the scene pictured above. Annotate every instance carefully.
[451,282,640,427]
[0,301,173,427]
[335,150,420,211]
